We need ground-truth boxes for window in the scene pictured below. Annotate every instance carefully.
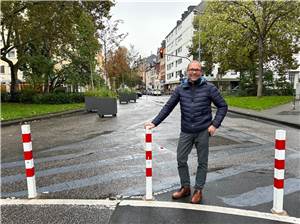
[176,35,182,44]
[176,47,182,55]
[288,71,297,84]
[0,65,4,74]
[176,59,182,66]
[167,73,173,79]
[176,70,183,78]
[8,50,16,58]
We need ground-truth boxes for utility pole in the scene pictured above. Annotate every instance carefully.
[194,8,202,62]
[90,62,94,90]
[198,22,201,62]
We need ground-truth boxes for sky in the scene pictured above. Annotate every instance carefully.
[110,0,201,57]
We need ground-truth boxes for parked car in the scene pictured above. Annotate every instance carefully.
[152,90,161,96]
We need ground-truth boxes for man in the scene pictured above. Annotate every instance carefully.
[144,60,227,204]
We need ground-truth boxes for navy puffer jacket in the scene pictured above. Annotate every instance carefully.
[152,77,228,133]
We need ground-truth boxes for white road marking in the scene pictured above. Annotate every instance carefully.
[120,200,300,224]
[2,199,299,223]
[219,178,300,207]
[0,199,119,209]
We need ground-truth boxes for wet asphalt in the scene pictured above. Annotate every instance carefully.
[1,95,299,223]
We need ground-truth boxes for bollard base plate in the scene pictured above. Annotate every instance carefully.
[28,193,41,199]
[142,195,155,201]
[271,209,288,216]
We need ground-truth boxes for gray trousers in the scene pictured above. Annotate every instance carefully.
[177,129,209,190]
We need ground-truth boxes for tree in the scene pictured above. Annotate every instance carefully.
[193,1,299,97]
[1,1,113,98]
[1,1,33,100]
[98,18,128,88]
[106,47,129,88]
[106,46,142,89]
[59,10,100,91]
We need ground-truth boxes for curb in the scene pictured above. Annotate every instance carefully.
[1,109,86,127]
[154,99,300,129]
[227,108,300,129]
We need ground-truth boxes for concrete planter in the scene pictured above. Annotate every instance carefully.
[119,93,129,104]
[85,96,100,112]
[128,93,137,103]
[96,97,117,118]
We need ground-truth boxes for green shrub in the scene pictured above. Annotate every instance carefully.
[118,88,136,95]
[1,92,11,102]
[54,87,67,93]
[85,87,117,98]
[32,93,84,104]
[19,88,38,103]
[1,90,84,104]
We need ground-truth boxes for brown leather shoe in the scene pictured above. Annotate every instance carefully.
[191,189,202,204]
[172,186,191,199]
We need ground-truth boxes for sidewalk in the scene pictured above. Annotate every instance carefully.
[227,100,300,129]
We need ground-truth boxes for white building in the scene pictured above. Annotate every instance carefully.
[287,53,300,98]
[164,2,239,91]
[165,6,196,91]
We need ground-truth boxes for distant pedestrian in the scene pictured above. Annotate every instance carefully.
[144,60,227,204]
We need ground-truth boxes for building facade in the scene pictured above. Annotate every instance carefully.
[165,6,196,91]
[163,2,239,92]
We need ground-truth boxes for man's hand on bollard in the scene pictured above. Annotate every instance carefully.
[208,125,217,136]
[144,122,156,129]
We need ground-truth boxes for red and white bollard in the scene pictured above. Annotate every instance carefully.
[271,130,287,215]
[21,124,37,198]
[145,128,153,200]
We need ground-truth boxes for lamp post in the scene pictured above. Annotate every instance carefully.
[194,8,202,62]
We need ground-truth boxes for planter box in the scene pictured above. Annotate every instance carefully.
[119,93,129,104]
[128,93,137,103]
[85,96,100,112]
[96,97,117,118]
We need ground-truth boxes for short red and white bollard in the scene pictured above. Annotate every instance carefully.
[145,128,153,200]
[271,130,287,215]
[21,124,37,198]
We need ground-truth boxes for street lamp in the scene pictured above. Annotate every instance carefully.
[194,8,202,62]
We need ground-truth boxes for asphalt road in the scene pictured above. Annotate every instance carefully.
[1,95,299,223]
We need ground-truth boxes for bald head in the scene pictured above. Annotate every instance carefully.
[187,60,202,81]
[187,60,202,71]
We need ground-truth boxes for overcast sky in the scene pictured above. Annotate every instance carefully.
[110,0,201,57]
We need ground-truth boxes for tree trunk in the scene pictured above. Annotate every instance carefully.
[44,73,49,93]
[257,36,264,97]
[10,65,18,102]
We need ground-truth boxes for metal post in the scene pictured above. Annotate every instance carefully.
[271,130,287,215]
[198,19,201,62]
[21,124,37,198]
[145,128,153,200]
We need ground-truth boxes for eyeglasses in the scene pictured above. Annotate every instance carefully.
[188,69,201,72]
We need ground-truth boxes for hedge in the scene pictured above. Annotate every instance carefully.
[1,91,84,104]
